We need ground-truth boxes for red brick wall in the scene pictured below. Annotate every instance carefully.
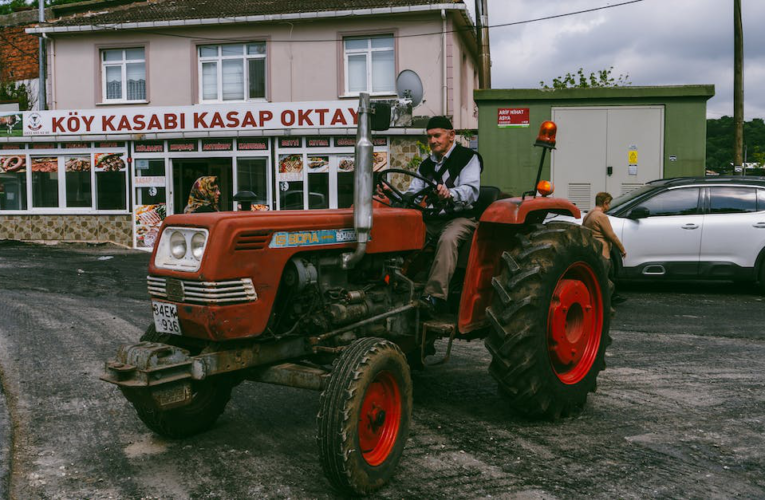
[0,25,39,82]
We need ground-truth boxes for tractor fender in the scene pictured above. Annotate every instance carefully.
[479,197,581,225]
[457,197,581,334]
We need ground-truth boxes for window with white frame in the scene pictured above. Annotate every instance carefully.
[102,48,146,102]
[344,35,395,95]
[199,43,267,102]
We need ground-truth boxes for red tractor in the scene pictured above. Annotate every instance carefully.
[102,95,612,495]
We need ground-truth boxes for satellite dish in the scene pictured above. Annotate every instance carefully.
[396,69,424,107]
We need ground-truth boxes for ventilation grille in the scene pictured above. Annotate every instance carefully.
[621,183,644,196]
[147,276,257,304]
[235,230,271,251]
[568,183,592,211]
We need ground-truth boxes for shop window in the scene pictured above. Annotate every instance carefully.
[237,158,269,208]
[95,152,128,210]
[199,43,267,102]
[64,156,92,208]
[307,156,329,209]
[0,154,27,210]
[31,157,59,208]
[337,156,355,208]
[102,48,146,102]
[344,35,395,95]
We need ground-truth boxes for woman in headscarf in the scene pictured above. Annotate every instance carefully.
[184,176,221,213]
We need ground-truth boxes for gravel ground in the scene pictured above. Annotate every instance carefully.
[0,241,763,499]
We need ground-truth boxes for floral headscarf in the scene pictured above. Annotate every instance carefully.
[184,176,220,213]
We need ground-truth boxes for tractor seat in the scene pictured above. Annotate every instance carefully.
[472,186,501,218]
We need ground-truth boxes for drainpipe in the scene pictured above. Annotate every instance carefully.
[441,9,448,116]
[37,0,46,110]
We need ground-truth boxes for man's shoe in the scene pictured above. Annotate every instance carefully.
[419,294,449,315]
[612,294,627,305]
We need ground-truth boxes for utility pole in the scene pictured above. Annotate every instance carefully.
[38,0,47,110]
[734,0,743,173]
[475,0,491,89]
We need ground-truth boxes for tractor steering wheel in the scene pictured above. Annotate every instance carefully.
[374,168,446,217]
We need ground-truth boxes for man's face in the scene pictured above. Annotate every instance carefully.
[427,128,456,158]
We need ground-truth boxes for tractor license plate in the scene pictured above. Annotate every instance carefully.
[152,301,181,335]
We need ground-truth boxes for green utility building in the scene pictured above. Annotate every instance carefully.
[474,85,714,211]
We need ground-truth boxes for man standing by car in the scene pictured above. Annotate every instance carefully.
[584,192,627,304]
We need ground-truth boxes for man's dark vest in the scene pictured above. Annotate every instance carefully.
[418,143,483,188]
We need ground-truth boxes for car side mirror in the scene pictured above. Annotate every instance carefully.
[628,206,650,220]
[370,101,392,131]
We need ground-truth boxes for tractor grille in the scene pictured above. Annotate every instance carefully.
[147,276,257,304]
[235,230,271,251]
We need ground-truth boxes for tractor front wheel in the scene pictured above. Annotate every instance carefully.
[485,222,613,419]
[317,337,412,495]
[121,324,235,438]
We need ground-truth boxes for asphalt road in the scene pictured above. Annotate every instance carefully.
[0,241,764,499]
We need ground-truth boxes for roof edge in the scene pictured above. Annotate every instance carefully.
[475,85,716,101]
[26,3,467,34]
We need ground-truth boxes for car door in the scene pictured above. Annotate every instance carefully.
[700,186,765,272]
[619,186,703,277]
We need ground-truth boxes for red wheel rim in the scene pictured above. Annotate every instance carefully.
[547,261,603,384]
[358,370,401,466]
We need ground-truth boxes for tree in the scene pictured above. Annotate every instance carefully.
[539,67,631,90]
[0,81,35,111]
[706,116,765,174]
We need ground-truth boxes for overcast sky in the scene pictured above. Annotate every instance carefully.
[464,0,765,121]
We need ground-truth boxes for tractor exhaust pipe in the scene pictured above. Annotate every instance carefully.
[342,94,390,269]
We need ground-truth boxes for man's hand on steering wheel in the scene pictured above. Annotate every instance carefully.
[374,169,445,216]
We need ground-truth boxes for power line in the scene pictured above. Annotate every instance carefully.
[82,0,645,44]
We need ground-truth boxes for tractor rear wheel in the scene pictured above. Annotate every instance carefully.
[485,222,612,419]
[122,324,235,438]
[317,337,412,495]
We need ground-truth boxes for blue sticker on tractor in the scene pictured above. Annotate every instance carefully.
[270,228,359,248]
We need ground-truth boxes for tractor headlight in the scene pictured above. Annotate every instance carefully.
[170,231,187,259]
[191,232,207,260]
[154,227,209,271]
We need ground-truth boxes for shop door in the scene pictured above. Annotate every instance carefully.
[172,158,233,213]
[551,107,664,211]
[133,159,167,250]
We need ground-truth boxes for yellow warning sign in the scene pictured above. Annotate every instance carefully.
[628,150,638,165]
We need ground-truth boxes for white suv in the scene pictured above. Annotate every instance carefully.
[603,177,765,290]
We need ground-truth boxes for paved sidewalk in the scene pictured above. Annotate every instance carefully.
[0,381,9,499]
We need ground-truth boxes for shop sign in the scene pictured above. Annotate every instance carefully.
[135,141,165,153]
[0,143,25,150]
[279,138,302,148]
[334,137,386,147]
[134,176,166,187]
[497,108,530,128]
[63,142,90,149]
[237,138,269,151]
[307,137,330,148]
[202,139,233,152]
[23,102,360,136]
[168,139,198,152]
[29,142,57,149]
[95,141,125,148]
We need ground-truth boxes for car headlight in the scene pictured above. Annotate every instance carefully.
[170,231,187,259]
[154,227,209,271]
[191,232,206,260]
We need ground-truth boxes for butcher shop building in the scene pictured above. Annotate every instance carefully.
[0,0,480,249]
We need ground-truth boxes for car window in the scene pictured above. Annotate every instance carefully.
[607,184,654,213]
[709,187,757,214]
[636,187,700,217]
[758,189,765,211]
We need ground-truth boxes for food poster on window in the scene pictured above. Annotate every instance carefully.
[94,152,126,172]
[135,203,167,248]
[338,156,355,173]
[31,157,58,173]
[373,152,388,172]
[0,155,26,173]
[64,156,91,172]
[278,154,303,182]
[307,155,329,174]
